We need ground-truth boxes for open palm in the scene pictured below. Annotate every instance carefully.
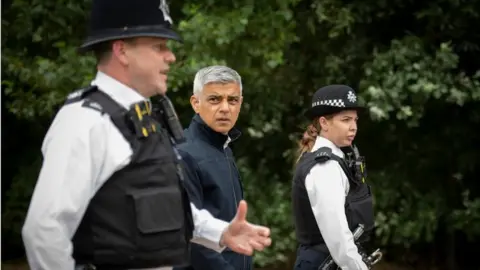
[221,200,272,256]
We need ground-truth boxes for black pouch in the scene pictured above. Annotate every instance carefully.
[345,184,375,242]
[128,186,185,251]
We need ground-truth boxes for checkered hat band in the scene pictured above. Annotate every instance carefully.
[312,99,345,107]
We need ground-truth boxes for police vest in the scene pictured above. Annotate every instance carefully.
[292,146,375,252]
[67,86,194,268]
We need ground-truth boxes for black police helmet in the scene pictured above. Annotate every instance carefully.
[304,84,365,119]
[79,0,181,53]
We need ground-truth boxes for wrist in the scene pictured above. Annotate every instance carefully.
[219,227,228,247]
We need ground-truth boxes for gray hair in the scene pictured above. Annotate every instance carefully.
[193,65,243,95]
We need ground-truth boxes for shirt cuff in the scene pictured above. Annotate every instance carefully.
[190,204,230,253]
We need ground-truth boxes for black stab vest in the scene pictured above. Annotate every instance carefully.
[65,86,194,269]
[292,146,375,252]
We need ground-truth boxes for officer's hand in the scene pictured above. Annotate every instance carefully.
[220,200,272,256]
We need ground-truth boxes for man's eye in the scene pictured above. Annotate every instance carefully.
[155,44,167,51]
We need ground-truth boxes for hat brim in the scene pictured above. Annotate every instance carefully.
[304,105,365,119]
[78,25,183,53]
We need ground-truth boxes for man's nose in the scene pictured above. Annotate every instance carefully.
[165,50,176,64]
[219,100,230,112]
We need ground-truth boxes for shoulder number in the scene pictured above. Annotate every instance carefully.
[313,147,333,163]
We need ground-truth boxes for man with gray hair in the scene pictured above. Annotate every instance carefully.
[174,65,252,270]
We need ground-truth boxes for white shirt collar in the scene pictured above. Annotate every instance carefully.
[223,136,231,149]
[311,136,345,158]
[90,71,148,109]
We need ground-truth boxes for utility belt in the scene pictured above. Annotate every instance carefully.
[310,243,329,255]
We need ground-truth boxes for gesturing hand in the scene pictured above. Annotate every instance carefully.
[220,200,272,256]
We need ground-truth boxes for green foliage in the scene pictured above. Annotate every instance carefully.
[2,46,96,118]
[361,36,480,126]
[450,190,480,240]
[357,33,480,251]
[239,157,296,266]
[370,172,444,247]
[2,159,44,237]
[2,0,480,267]
[2,0,95,119]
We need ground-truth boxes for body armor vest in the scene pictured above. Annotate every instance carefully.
[292,146,375,252]
[66,86,194,268]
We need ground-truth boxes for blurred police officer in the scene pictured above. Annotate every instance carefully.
[21,0,271,269]
[292,85,375,270]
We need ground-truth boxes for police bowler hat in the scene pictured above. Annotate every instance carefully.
[304,84,365,119]
[79,0,181,53]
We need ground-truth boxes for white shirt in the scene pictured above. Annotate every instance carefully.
[305,136,368,270]
[21,71,229,270]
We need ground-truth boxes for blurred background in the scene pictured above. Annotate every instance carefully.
[2,0,480,269]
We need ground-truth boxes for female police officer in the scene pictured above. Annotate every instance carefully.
[292,85,375,270]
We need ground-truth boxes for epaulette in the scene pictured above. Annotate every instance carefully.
[64,85,98,105]
[81,98,105,114]
[313,147,333,163]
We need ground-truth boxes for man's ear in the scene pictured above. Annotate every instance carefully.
[112,40,130,66]
[190,95,200,113]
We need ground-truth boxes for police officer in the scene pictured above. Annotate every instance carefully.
[291,85,375,270]
[21,0,271,269]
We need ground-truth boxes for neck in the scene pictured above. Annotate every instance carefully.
[319,133,337,147]
[192,114,240,147]
[97,64,150,98]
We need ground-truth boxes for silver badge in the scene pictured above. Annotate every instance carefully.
[347,91,357,103]
[159,0,173,24]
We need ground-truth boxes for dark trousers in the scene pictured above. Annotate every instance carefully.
[293,245,329,270]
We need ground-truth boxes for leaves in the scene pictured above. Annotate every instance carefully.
[2,45,96,118]
[2,0,480,267]
[360,36,480,126]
